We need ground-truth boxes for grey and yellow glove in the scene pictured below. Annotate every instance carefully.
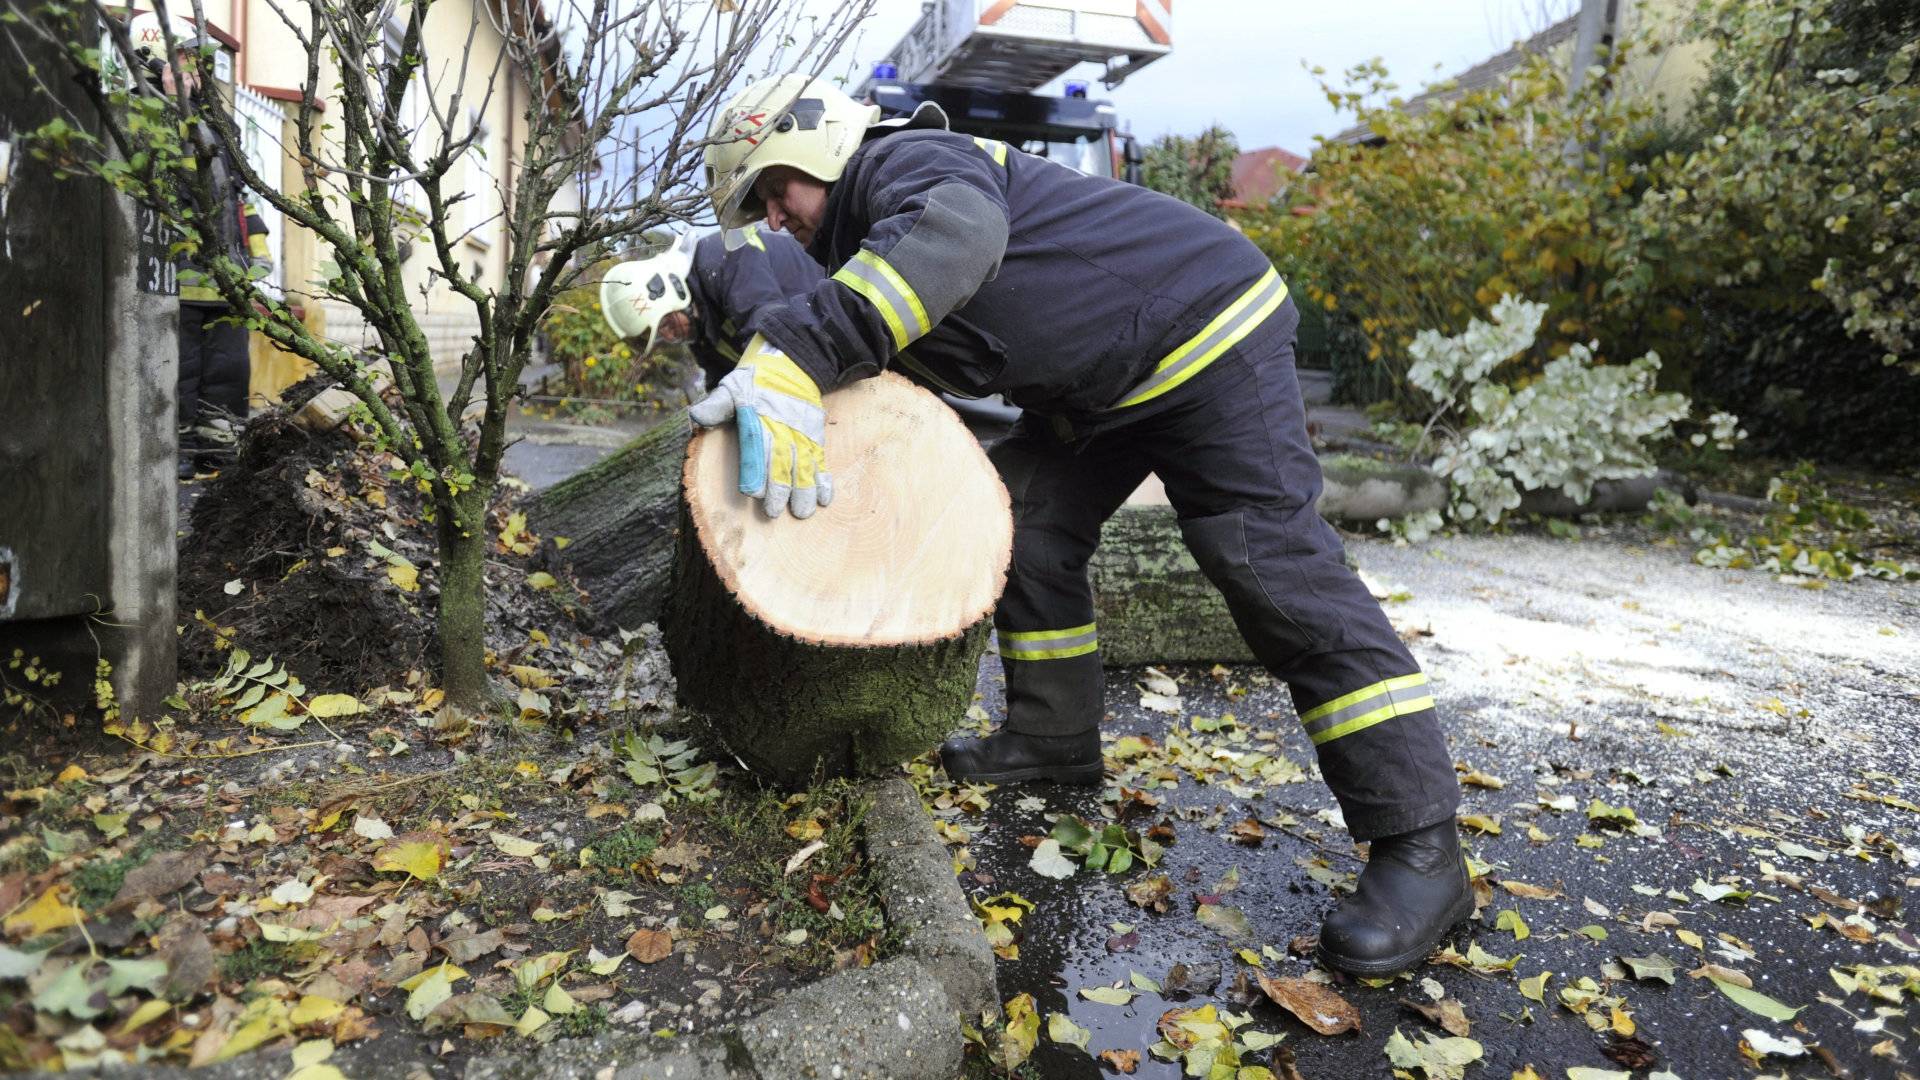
[687,336,833,519]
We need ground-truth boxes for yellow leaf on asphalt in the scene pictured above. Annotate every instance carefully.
[543,983,578,1016]
[404,963,467,1021]
[118,998,173,1035]
[491,832,542,858]
[373,837,445,882]
[515,1005,550,1036]
[289,995,345,1025]
[3,886,83,937]
[55,764,88,783]
[307,694,365,718]
[526,571,558,591]
[398,963,469,992]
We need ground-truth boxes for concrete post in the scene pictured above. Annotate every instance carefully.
[0,24,178,732]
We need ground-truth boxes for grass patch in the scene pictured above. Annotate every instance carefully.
[220,939,300,983]
[72,846,154,911]
[588,825,659,877]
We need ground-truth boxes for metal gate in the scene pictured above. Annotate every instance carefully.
[232,85,284,298]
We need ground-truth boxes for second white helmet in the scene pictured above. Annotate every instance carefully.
[600,230,698,352]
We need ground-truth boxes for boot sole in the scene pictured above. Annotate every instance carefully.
[942,761,1104,786]
[1315,889,1475,977]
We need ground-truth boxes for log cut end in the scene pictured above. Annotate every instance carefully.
[682,372,1012,648]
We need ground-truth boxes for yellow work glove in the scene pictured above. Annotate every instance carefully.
[687,336,833,519]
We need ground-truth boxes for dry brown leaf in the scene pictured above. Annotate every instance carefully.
[626,928,672,964]
[1256,973,1361,1035]
[110,849,208,909]
[1688,962,1751,988]
[1098,1048,1141,1073]
[1499,880,1562,900]
[1400,996,1471,1037]
[1227,819,1267,846]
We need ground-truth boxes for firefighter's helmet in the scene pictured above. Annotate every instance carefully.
[600,229,698,353]
[705,74,878,229]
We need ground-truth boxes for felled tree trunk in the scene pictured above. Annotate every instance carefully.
[1088,455,1446,668]
[1091,505,1253,667]
[666,374,1011,786]
[528,415,691,628]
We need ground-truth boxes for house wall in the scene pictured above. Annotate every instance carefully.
[138,0,564,373]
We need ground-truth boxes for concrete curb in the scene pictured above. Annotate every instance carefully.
[67,779,984,1080]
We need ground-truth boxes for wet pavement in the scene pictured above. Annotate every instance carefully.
[940,524,1919,1079]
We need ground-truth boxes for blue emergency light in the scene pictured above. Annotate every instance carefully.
[872,61,899,81]
[1065,81,1088,98]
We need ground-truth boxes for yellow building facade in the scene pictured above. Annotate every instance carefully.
[130,0,580,392]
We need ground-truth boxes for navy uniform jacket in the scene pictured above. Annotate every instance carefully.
[750,109,1288,427]
[688,225,824,390]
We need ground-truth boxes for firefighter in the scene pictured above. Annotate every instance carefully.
[600,225,824,392]
[130,11,272,476]
[692,75,1469,976]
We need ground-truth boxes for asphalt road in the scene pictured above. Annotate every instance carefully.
[949,525,1919,1079]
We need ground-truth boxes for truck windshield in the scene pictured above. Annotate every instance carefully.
[1027,136,1112,178]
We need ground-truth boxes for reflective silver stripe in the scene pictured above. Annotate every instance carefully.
[999,628,1098,659]
[1115,269,1287,408]
[1302,679,1431,740]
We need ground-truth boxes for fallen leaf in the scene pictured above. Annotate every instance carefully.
[1079,985,1134,1006]
[1688,963,1750,987]
[1518,972,1550,1002]
[1495,909,1530,941]
[403,963,466,1021]
[1742,1028,1807,1058]
[3,887,82,936]
[1048,1012,1091,1051]
[372,835,445,882]
[1195,903,1253,942]
[1619,954,1677,985]
[352,815,394,841]
[626,928,671,964]
[1258,974,1361,1035]
[1098,1048,1140,1073]
[1383,1027,1483,1079]
[307,693,365,718]
[1029,839,1077,880]
[490,832,542,858]
[1227,819,1267,846]
[1125,874,1174,912]
[270,879,316,906]
[1401,995,1471,1037]
[1500,880,1561,900]
[1712,979,1802,1021]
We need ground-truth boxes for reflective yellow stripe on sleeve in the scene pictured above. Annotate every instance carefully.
[832,249,930,351]
[971,136,1008,167]
[999,623,1098,661]
[1114,266,1289,409]
[1300,673,1433,746]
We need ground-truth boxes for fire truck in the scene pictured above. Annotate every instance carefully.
[856,0,1172,183]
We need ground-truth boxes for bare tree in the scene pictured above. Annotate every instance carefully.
[5,0,873,708]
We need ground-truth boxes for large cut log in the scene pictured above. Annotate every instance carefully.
[528,415,692,628]
[666,373,1011,785]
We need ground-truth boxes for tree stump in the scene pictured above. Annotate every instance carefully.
[529,415,691,629]
[666,373,1011,785]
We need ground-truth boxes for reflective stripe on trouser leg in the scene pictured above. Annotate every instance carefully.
[988,423,1147,739]
[1147,323,1458,841]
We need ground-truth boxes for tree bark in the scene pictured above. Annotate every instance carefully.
[529,414,691,628]
[665,374,1010,786]
[436,504,492,710]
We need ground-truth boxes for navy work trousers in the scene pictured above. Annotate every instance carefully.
[988,298,1459,841]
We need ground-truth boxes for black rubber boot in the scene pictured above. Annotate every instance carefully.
[1317,818,1473,976]
[938,728,1102,785]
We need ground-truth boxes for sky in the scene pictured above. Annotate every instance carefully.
[827,0,1581,154]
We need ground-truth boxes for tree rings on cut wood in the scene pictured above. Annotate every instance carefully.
[666,372,1011,785]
